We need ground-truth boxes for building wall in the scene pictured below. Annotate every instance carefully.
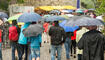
[23,0,77,8]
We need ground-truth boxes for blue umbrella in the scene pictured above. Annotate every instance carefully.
[18,12,41,23]
[46,16,66,21]
[0,12,8,19]
[59,20,79,32]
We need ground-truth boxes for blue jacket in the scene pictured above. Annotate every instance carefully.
[18,23,31,45]
[28,34,42,50]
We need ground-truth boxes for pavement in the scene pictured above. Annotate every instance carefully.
[2,42,105,60]
[2,43,77,60]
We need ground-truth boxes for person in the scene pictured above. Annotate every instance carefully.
[78,26,105,60]
[89,12,96,18]
[76,27,88,60]
[0,27,2,60]
[9,20,20,60]
[70,30,77,58]
[28,33,42,60]
[49,21,66,60]
[43,21,50,43]
[18,22,31,60]
[64,32,72,60]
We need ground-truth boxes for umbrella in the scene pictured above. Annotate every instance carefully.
[0,12,8,19]
[23,24,44,37]
[8,13,22,21]
[59,15,69,19]
[88,8,95,11]
[65,16,104,26]
[45,16,66,21]
[61,10,73,13]
[43,15,51,18]
[18,12,41,23]
[59,20,79,32]
[49,10,60,14]
[76,9,84,13]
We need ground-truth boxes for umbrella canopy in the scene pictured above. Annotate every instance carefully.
[49,10,60,14]
[23,24,44,37]
[8,13,22,21]
[88,8,95,11]
[43,15,51,18]
[18,12,41,23]
[76,9,84,13]
[45,16,66,21]
[61,10,73,13]
[59,20,79,32]
[59,15,69,19]
[65,16,104,26]
[0,12,8,19]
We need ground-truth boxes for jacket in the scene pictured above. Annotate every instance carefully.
[49,25,66,45]
[0,29,2,43]
[71,30,77,40]
[18,23,31,45]
[78,30,105,60]
[76,27,89,54]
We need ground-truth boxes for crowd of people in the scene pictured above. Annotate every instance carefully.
[0,10,104,60]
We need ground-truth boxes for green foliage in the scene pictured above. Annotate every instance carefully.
[95,0,105,15]
[17,0,24,3]
[0,1,9,11]
[0,0,24,11]
[81,0,95,8]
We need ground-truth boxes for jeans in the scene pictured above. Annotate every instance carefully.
[78,54,82,60]
[64,38,71,59]
[51,45,62,60]
[71,40,76,55]
[11,42,18,60]
[31,48,40,58]
[0,43,2,60]
[18,44,28,60]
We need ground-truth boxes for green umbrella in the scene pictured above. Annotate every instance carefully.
[8,13,22,21]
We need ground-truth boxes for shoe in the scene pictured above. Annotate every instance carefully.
[74,56,76,58]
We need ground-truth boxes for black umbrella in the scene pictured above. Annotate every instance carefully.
[23,24,44,37]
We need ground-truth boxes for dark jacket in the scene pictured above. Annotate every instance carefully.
[78,30,105,60]
[49,26,66,45]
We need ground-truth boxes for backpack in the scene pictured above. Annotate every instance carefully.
[9,26,18,41]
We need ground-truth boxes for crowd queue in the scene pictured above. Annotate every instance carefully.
[0,10,104,60]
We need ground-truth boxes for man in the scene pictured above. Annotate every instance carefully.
[78,26,105,60]
[76,27,88,60]
[49,21,66,60]
[9,20,20,60]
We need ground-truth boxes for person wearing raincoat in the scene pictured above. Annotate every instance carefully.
[78,26,105,60]
[18,22,31,60]
[76,27,88,60]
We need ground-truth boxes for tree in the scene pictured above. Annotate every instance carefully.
[0,0,24,11]
[95,0,105,15]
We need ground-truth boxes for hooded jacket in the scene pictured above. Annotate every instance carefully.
[78,30,105,60]
[18,23,31,45]
[49,25,66,45]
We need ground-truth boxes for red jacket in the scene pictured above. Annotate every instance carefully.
[43,22,49,32]
[0,29,2,43]
[71,30,77,40]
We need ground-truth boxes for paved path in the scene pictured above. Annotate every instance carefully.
[2,43,105,60]
[2,43,77,60]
